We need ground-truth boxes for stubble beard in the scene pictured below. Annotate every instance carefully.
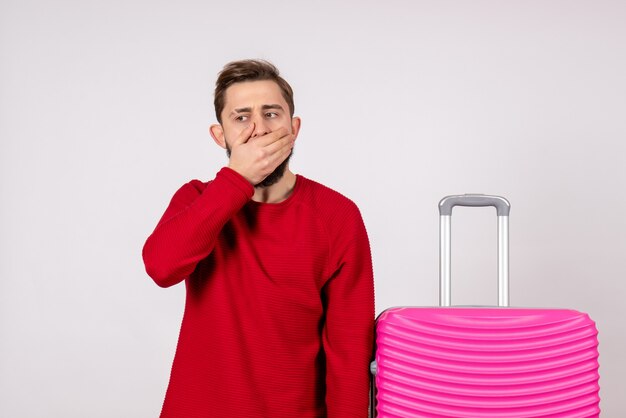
[226,147,293,188]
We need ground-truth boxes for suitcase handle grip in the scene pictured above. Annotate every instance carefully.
[438,194,510,307]
[439,194,510,216]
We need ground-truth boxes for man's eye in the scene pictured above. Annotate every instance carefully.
[265,112,278,118]
[235,115,248,122]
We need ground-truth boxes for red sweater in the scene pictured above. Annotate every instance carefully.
[143,167,374,417]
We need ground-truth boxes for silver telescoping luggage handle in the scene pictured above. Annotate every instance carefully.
[438,194,511,307]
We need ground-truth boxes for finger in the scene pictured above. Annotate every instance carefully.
[253,126,289,147]
[263,133,295,158]
[268,136,296,168]
[233,123,255,146]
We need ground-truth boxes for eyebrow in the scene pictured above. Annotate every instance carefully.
[231,104,284,115]
[261,104,284,111]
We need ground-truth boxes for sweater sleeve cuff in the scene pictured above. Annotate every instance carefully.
[216,167,255,199]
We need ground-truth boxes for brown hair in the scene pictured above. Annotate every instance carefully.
[213,59,295,123]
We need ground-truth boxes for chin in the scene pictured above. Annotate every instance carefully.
[255,154,291,188]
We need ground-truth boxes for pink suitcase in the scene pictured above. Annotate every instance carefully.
[372,195,600,417]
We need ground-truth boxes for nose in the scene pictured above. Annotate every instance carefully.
[251,113,269,138]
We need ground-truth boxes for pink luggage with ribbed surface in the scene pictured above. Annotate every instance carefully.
[372,195,600,417]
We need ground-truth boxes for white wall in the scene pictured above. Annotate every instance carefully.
[1,0,624,416]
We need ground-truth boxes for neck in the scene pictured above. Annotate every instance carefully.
[252,169,297,204]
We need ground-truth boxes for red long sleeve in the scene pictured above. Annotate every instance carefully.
[322,201,375,416]
[143,170,374,417]
[142,167,254,287]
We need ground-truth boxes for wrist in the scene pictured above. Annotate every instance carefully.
[219,167,255,197]
[227,163,255,185]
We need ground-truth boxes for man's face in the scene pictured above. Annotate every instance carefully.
[218,80,299,187]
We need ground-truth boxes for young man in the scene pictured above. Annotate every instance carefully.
[142,59,374,417]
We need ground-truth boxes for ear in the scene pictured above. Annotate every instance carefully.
[291,117,301,140]
[209,124,226,149]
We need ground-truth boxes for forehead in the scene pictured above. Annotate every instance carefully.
[223,80,286,111]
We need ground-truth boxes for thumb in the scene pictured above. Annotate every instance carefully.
[233,122,255,146]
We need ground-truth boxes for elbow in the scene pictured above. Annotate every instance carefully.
[145,265,180,288]
[142,244,183,288]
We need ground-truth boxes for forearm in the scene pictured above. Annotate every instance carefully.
[142,167,253,287]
